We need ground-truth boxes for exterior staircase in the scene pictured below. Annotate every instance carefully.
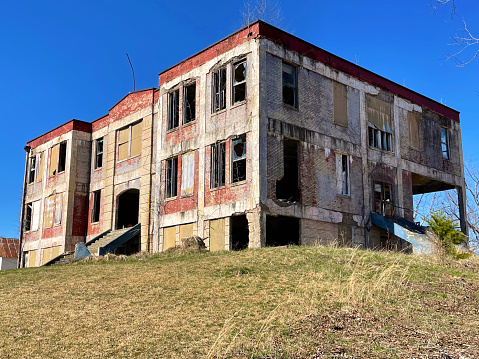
[44,224,141,266]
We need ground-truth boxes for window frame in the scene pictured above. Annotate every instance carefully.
[210,141,226,188]
[117,122,142,162]
[168,89,180,130]
[212,67,227,113]
[91,190,101,223]
[282,62,297,108]
[183,82,196,125]
[231,134,246,184]
[165,156,178,198]
[58,141,67,173]
[232,59,247,105]
[368,126,392,152]
[339,154,350,196]
[441,127,449,160]
[25,202,33,232]
[94,137,104,169]
[28,155,36,184]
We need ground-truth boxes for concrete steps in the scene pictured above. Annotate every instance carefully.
[86,227,131,256]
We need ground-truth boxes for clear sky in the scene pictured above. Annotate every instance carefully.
[1,0,478,238]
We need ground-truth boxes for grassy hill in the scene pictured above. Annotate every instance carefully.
[0,246,478,358]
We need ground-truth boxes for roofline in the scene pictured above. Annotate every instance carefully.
[158,20,459,122]
[26,119,92,147]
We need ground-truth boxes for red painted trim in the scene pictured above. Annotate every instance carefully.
[27,120,92,149]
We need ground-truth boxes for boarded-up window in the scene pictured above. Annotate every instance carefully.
[32,200,40,231]
[44,195,55,228]
[36,152,43,182]
[181,152,195,197]
[41,247,52,265]
[118,122,142,161]
[209,218,225,252]
[51,246,61,259]
[408,112,420,149]
[179,223,194,241]
[333,81,348,126]
[28,250,37,268]
[54,193,62,225]
[49,144,59,177]
[163,226,176,250]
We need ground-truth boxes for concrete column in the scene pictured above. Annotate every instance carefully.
[457,186,468,236]
[103,131,116,232]
[140,114,153,252]
[247,207,265,248]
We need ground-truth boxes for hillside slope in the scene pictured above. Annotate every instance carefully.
[0,246,478,358]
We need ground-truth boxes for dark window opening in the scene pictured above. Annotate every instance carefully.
[116,189,139,229]
[28,156,36,184]
[25,203,32,231]
[441,127,449,160]
[232,134,246,183]
[231,215,249,250]
[374,182,394,218]
[266,215,300,246]
[58,141,67,173]
[368,126,392,152]
[233,60,246,104]
[94,138,103,169]
[341,154,349,196]
[166,157,178,198]
[212,68,226,112]
[211,142,225,188]
[184,83,196,124]
[276,138,300,202]
[282,62,297,107]
[92,190,101,223]
[168,90,179,130]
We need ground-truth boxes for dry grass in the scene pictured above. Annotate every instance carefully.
[0,246,478,358]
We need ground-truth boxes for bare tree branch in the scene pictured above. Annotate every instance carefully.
[446,20,479,67]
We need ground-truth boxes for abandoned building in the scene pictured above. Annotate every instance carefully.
[19,20,467,267]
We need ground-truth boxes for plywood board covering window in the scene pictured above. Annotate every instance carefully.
[118,122,142,161]
[49,144,59,177]
[179,223,193,241]
[408,112,420,149]
[367,96,392,132]
[163,226,176,250]
[209,218,225,252]
[181,152,195,197]
[28,250,37,268]
[333,81,348,126]
[44,193,62,228]
[36,152,43,182]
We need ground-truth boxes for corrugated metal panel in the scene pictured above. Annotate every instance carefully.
[181,152,195,196]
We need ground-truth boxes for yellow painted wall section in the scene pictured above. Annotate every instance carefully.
[209,219,225,251]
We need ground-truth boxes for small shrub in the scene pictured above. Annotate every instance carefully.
[427,210,466,257]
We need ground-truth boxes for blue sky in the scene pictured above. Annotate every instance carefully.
[1,0,478,238]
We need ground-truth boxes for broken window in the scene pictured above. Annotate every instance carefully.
[54,193,62,225]
[181,152,195,197]
[92,190,101,223]
[184,83,196,124]
[212,67,226,113]
[118,122,142,161]
[28,155,36,184]
[232,134,246,183]
[25,203,32,231]
[44,193,62,228]
[337,153,350,196]
[211,142,225,188]
[276,138,300,202]
[165,157,178,198]
[94,137,103,169]
[441,127,449,160]
[233,60,246,104]
[333,81,348,126]
[368,126,392,152]
[282,62,297,108]
[168,90,179,130]
[367,96,393,152]
[374,182,394,218]
[58,141,67,173]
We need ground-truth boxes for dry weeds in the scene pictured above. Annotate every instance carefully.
[0,246,478,358]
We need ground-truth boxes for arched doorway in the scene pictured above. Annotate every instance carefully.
[116,189,139,229]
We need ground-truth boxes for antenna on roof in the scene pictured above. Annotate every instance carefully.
[126,53,135,92]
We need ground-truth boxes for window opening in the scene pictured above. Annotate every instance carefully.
[168,90,179,130]
[184,83,196,124]
[233,60,246,104]
[211,142,226,188]
[25,203,32,231]
[212,68,226,112]
[181,152,195,197]
[165,157,178,198]
[276,138,300,202]
[58,141,67,173]
[368,126,392,151]
[282,62,297,107]
[266,215,300,246]
[232,134,246,183]
[340,154,349,196]
[94,138,103,169]
[92,190,101,223]
[28,156,36,183]
[441,127,449,160]
[374,182,394,218]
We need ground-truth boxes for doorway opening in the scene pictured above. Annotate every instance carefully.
[116,189,139,229]
[231,215,249,250]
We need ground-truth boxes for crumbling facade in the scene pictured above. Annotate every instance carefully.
[20,21,467,267]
